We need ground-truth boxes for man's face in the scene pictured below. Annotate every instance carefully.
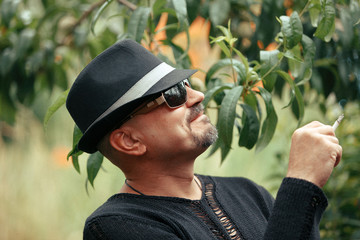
[125,84,218,158]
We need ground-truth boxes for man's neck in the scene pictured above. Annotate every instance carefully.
[121,163,202,200]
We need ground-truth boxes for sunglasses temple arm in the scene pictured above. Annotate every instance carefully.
[130,95,165,118]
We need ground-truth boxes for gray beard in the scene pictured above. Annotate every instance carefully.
[193,122,218,148]
[187,104,218,148]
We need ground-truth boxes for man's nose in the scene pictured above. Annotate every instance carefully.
[185,86,205,107]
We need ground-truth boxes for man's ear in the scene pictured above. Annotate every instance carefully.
[109,128,146,156]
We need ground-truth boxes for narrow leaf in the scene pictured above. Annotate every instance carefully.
[206,58,246,85]
[72,154,81,173]
[91,0,113,35]
[218,86,243,147]
[67,125,84,173]
[276,70,304,124]
[215,40,231,58]
[220,141,231,163]
[171,0,189,30]
[207,134,231,163]
[238,104,260,149]
[128,7,151,42]
[256,88,278,152]
[216,25,232,41]
[43,89,69,130]
[87,152,104,187]
[203,84,232,108]
[152,0,167,17]
[232,48,249,71]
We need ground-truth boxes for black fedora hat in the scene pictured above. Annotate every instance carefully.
[66,39,197,153]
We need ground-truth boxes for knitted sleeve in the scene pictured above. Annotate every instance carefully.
[263,177,328,240]
[84,216,182,240]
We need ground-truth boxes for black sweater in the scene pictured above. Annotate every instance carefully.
[84,175,328,240]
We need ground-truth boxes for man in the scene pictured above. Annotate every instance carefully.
[66,39,342,239]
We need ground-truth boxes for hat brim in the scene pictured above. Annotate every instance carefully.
[78,68,197,153]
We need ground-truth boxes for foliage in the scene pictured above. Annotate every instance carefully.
[320,102,360,239]
[1,0,360,237]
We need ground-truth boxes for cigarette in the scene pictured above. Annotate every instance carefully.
[332,114,344,131]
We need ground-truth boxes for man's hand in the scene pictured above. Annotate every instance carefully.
[287,121,343,188]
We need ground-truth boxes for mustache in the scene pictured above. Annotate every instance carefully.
[187,103,204,123]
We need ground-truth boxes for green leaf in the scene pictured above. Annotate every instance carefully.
[256,88,278,153]
[203,84,232,108]
[0,48,16,76]
[218,86,243,147]
[15,29,36,60]
[314,0,335,42]
[171,0,189,30]
[207,132,231,162]
[244,91,258,111]
[0,0,21,27]
[206,58,246,85]
[238,104,260,149]
[280,11,303,49]
[276,70,304,124]
[207,115,231,162]
[213,40,231,58]
[67,125,84,173]
[128,7,151,42]
[26,50,45,75]
[67,124,83,150]
[295,34,316,84]
[301,35,316,66]
[152,0,167,18]
[220,140,231,163]
[216,25,232,41]
[260,50,280,92]
[309,0,322,27]
[87,152,104,187]
[287,45,303,78]
[283,48,303,63]
[72,154,81,174]
[43,89,69,130]
[232,48,249,71]
[209,0,230,25]
[91,0,113,35]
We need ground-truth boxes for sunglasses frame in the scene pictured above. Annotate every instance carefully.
[128,79,190,119]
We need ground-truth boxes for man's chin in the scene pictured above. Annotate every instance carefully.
[193,124,218,149]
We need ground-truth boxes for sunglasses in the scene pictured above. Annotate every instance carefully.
[129,79,190,118]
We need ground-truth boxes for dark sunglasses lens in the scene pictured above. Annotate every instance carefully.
[163,81,187,108]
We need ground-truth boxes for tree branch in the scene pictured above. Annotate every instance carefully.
[117,0,137,11]
[59,0,106,46]
[59,0,138,46]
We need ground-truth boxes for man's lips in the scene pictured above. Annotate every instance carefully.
[191,111,204,122]
[187,104,205,123]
